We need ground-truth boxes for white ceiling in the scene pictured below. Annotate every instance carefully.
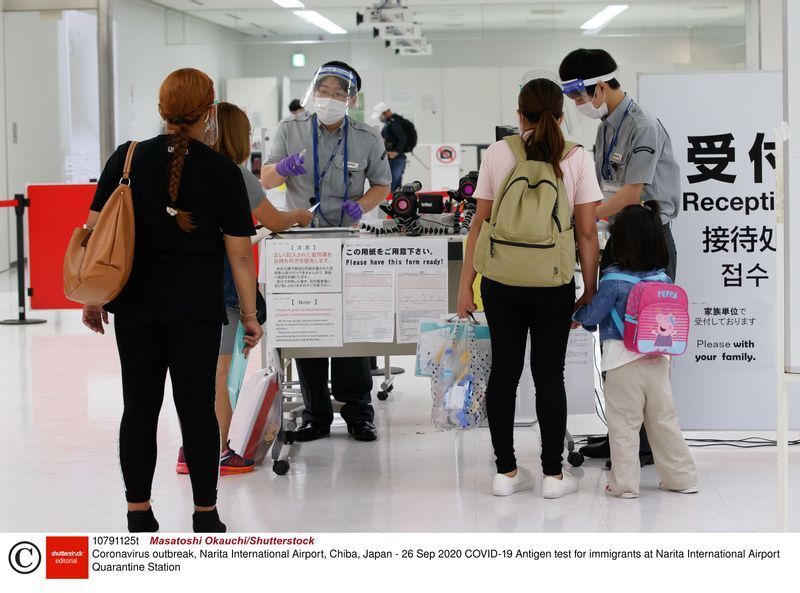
[151,1,746,39]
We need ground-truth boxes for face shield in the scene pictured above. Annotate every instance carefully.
[560,71,617,105]
[201,101,219,146]
[302,65,358,126]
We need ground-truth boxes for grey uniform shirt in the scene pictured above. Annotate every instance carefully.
[594,94,681,224]
[266,111,391,227]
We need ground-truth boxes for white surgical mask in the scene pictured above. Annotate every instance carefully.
[576,100,608,120]
[315,97,348,125]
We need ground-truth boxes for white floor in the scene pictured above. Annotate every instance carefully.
[0,270,798,533]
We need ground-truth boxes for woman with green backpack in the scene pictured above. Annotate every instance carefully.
[457,78,602,499]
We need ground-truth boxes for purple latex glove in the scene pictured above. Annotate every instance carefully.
[341,200,363,222]
[275,152,307,177]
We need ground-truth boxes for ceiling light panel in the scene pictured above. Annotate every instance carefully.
[273,0,304,8]
[294,10,347,35]
[581,5,629,34]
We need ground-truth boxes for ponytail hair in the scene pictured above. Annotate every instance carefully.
[518,78,566,178]
[158,68,216,233]
[609,200,670,272]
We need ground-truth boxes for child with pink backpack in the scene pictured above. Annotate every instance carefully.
[573,201,697,499]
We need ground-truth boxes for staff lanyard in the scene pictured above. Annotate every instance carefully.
[312,114,350,227]
[601,99,634,181]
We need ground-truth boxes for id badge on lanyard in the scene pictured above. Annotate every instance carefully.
[312,114,350,227]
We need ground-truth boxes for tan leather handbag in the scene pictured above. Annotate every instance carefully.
[63,141,138,306]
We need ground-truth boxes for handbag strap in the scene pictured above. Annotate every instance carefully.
[120,141,138,186]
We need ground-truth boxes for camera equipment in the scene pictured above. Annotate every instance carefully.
[395,45,433,56]
[385,37,428,49]
[495,125,519,141]
[380,185,453,219]
[455,171,478,202]
[380,181,422,219]
[377,181,459,236]
[445,171,479,234]
[373,23,422,39]
[356,4,407,27]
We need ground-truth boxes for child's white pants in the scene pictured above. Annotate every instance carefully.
[604,356,697,495]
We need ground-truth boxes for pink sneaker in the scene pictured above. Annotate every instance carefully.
[176,447,189,474]
[219,445,255,476]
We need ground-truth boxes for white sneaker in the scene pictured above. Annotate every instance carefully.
[605,484,639,499]
[492,466,534,496]
[659,483,699,494]
[542,471,578,499]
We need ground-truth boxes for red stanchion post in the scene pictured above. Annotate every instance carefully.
[1,193,46,325]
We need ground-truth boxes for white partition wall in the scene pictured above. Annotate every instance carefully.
[640,71,784,430]
[0,0,9,272]
[225,77,281,133]
[784,0,800,374]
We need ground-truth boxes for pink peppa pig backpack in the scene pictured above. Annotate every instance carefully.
[601,272,690,356]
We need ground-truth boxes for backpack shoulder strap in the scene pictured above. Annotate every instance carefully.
[644,272,671,283]
[600,272,641,284]
[504,135,528,163]
[506,136,583,163]
[561,140,581,159]
[610,309,625,335]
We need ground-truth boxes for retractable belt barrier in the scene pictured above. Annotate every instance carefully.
[0,194,46,326]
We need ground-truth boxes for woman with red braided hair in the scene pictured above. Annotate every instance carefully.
[82,68,261,533]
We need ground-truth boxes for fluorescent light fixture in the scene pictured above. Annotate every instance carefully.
[294,10,347,35]
[581,5,628,34]
[273,0,305,8]
[292,52,306,67]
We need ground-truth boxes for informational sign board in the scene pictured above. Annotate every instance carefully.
[342,239,448,344]
[266,293,343,349]
[263,239,342,294]
[264,238,343,348]
[428,144,461,190]
[639,72,781,429]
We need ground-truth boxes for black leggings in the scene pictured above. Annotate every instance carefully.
[114,310,222,507]
[481,277,575,476]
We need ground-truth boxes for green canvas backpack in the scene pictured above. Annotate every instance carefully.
[474,135,578,287]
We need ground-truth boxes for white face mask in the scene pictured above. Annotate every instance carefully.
[576,87,608,120]
[315,97,348,125]
[576,100,608,120]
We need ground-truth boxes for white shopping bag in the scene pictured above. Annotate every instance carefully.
[229,368,281,465]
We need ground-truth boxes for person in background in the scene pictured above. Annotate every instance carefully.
[559,48,682,463]
[261,61,391,443]
[175,101,313,477]
[371,102,408,192]
[82,68,262,533]
[289,98,305,116]
[457,78,601,499]
[573,201,697,499]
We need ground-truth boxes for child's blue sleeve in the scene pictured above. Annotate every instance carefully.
[572,281,618,327]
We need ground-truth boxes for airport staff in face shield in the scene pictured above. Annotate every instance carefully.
[559,49,681,283]
[261,61,391,443]
[559,49,681,465]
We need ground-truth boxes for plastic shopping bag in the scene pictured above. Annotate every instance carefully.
[226,321,248,409]
[416,319,453,377]
[228,368,282,465]
[429,318,491,430]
